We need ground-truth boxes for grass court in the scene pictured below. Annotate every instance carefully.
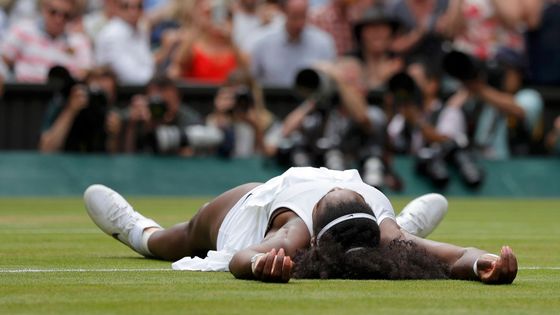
[1,196,559,315]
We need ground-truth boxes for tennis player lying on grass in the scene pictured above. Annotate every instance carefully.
[84,167,517,284]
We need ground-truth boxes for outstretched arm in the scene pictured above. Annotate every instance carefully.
[380,219,518,284]
[408,234,517,284]
[228,211,311,283]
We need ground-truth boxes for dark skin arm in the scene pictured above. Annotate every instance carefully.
[379,219,518,284]
[228,209,311,282]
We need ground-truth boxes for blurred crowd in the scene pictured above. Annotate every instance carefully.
[0,0,559,190]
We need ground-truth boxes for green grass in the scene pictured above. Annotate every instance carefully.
[1,197,559,315]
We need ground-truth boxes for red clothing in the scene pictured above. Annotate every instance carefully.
[182,43,237,84]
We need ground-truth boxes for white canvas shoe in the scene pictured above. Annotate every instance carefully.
[396,193,448,238]
[84,184,161,256]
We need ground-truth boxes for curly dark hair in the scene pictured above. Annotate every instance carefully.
[293,200,450,280]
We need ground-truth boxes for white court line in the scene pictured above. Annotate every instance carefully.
[0,268,172,273]
[1,267,559,273]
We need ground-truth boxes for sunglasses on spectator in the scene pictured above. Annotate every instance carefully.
[120,1,144,10]
[47,6,72,20]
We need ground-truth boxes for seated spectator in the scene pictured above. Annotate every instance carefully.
[124,75,223,156]
[81,0,118,40]
[385,0,449,63]
[167,0,244,85]
[95,0,155,85]
[7,0,39,25]
[250,0,336,87]
[444,0,526,61]
[310,0,361,56]
[0,1,11,40]
[206,69,283,158]
[232,0,262,49]
[524,0,560,85]
[39,66,122,153]
[232,0,285,53]
[350,7,403,90]
[144,0,192,49]
[1,0,93,83]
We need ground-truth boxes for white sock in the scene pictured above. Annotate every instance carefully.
[129,223,161,257]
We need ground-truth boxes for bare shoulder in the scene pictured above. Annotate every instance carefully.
[264,208,311,256]
[379,218,405,245]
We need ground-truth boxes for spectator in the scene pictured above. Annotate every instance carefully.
[167,0,244,84]
[0,0,11,40]
[524,0,560,85]
[7,0,38,25]
[95,0,155,85]
[236,0,285,53]
[385,0,449,63]
[232,0,262,49]
[1,0,93,83]
[350,6,403,90]
[309,0,360,56]
[206,69,283,157]
[278,58,390,188]
[444,0,526,61]
[250,0,336,87]
[123,75,223,155]
[144,0,192,50]
[39,66,122,153]
[82,0,119,40]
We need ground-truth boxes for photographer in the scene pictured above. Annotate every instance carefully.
[124,75,223,155]
[278,57,392,189]
[39,66,121,153]
[206,70,282,157]
[387,62,483,189]
[443,49,544,159]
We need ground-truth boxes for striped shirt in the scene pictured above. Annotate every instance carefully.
[1,20,93,83]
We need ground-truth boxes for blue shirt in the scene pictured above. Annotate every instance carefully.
[250,24,336,87]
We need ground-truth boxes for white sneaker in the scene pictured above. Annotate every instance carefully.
[396,193,448,238]
[84,184,161,256]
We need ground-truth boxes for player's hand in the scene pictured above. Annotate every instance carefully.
[252,248,293,283]
[477,246,518,284]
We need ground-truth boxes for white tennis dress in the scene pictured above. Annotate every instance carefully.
[171,167,396,271]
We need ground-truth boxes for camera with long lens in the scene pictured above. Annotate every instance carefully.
[442,50,505,89]
[154,124,225,154]
[387,71,484,189]
[294,68,338,111]
[416,139,484,189]
[47,65,109,126]
[387,72,423,107]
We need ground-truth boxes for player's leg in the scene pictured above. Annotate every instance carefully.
[147,183,261,261]
[84,183,261,261]
[395,193,448,238]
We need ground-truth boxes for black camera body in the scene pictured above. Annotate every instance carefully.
[148,95,168,120]
[416,140,484,189]
[232,86,254,114]
[442,50,505,89]
[47,66,110,152]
